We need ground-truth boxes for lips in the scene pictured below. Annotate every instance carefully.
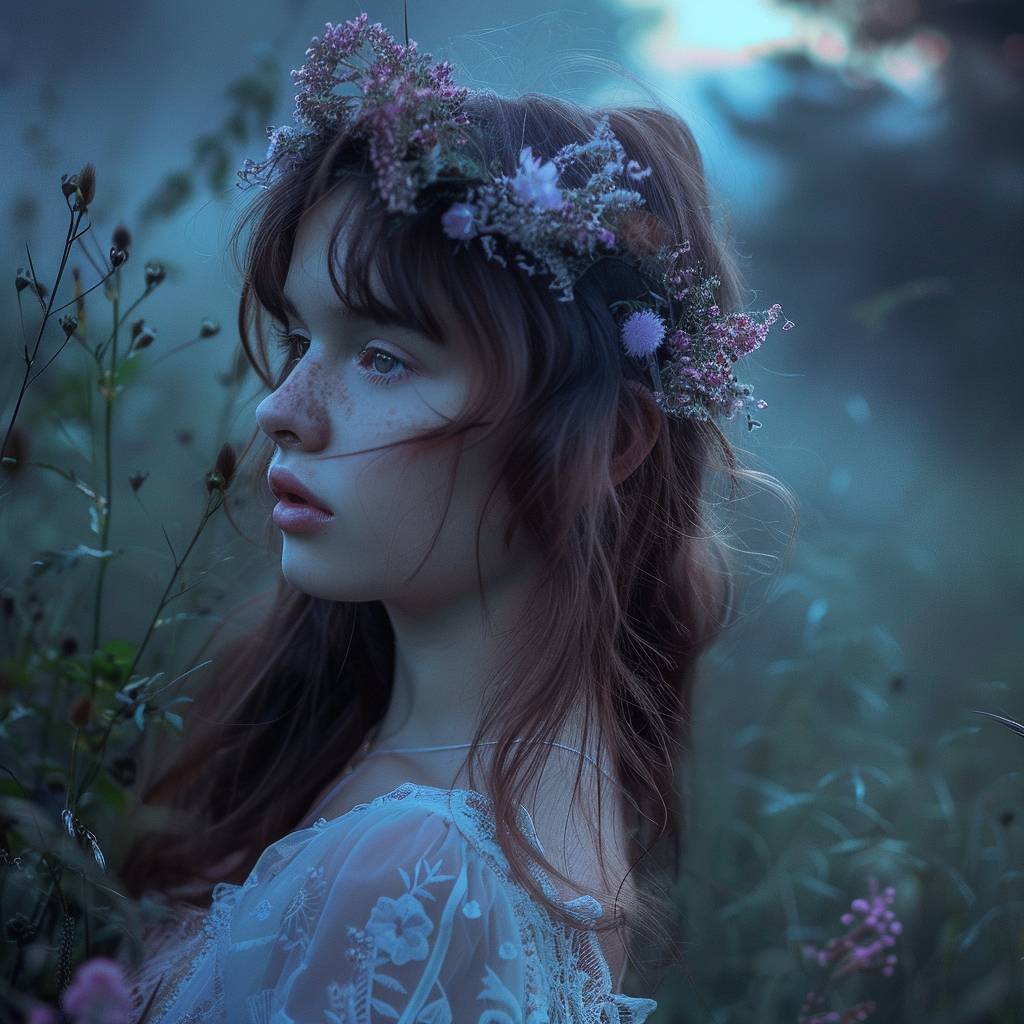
[268,466,333,513]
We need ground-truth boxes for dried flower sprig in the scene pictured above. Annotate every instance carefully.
[239,11,475,216]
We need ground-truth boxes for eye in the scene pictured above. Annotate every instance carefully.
[272,328,309,368]
[270,327,411,387]
[356,345,412,387]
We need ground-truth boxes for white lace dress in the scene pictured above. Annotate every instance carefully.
[122,783,658,1023]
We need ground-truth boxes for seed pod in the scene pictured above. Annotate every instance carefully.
[111,224,132,251]
[1,423,28,479]
[131,325,156,351]
[68,694,92,729]
[144,261,166,288]
[207,442,238,494]
[77,162,96,207]
[5,912,35,946]
[44,772,65,794]
[110,756,137,787]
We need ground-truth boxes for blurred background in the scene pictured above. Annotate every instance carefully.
[1,1,1022,1021]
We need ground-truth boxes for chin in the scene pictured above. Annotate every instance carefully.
[279,553,378,604]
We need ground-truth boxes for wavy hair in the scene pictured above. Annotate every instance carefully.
[119,86,798,992]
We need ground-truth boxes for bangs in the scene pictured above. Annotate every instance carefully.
[247,164,458,349]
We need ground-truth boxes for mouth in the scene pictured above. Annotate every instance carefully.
[272,489,333,513]
[267,467,334,514]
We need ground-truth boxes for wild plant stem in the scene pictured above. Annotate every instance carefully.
[73,491,224,807]
[89,265,121,695]
[0,200,84,465]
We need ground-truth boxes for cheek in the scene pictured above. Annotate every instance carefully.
[335,437,464,561]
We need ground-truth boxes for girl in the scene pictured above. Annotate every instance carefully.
[117,15,794,1022]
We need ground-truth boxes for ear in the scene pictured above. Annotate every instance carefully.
[610,379,663,487]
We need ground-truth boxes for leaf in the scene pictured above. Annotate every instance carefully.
[761,792,814,816]
[937,725,981,747]
[134,703,147,732]
[958,902,1024,951]
[795,875,844,900]
[827,838,870,855]
[30,544,114,576]
[851,770,865,805]
[163,712,183,732]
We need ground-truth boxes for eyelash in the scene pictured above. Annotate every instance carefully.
[271,328,412,387]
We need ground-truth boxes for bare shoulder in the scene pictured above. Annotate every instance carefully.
[525,744,637,895]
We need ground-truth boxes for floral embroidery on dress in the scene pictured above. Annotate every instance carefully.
[365,891,434,965]
[278,863,327,951]
[322,851,458,1019]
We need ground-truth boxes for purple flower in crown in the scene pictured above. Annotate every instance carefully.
[510,146,564,211]
[620,309,666,359]
[441,201,478,241]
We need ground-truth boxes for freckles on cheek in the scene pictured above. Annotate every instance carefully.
[293,359,353,427]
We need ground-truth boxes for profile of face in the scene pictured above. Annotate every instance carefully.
[254,182,543,618]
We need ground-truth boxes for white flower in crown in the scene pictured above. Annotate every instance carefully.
[510,146,564,212]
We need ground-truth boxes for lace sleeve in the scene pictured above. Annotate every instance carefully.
[230,804,533,1023]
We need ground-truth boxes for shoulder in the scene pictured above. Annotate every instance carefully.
[244,786,542,1023]
[292,784,533,931]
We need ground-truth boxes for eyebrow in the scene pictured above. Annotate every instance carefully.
[281,292,354,325]
[280,290,442,348]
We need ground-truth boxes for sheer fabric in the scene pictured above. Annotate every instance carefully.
[122,783,658,1023]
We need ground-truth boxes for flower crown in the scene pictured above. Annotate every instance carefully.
[237,12,794,429]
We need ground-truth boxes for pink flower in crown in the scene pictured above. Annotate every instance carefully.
[60,956,133,1024]
[441,201,478,241]
[510,146,563,211]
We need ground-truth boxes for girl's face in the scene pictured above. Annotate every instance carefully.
[255,184,542,615]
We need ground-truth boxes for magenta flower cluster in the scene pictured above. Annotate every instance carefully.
[27,955,134,1024]
[635,241,793,427]
[798,876,903,1024]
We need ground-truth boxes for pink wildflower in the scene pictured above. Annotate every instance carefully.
[60,956,133,1024]
[798,877,902,1024]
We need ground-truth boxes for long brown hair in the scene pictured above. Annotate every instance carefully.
[119,88,797,990]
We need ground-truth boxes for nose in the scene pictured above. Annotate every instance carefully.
[255,365,330,451]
